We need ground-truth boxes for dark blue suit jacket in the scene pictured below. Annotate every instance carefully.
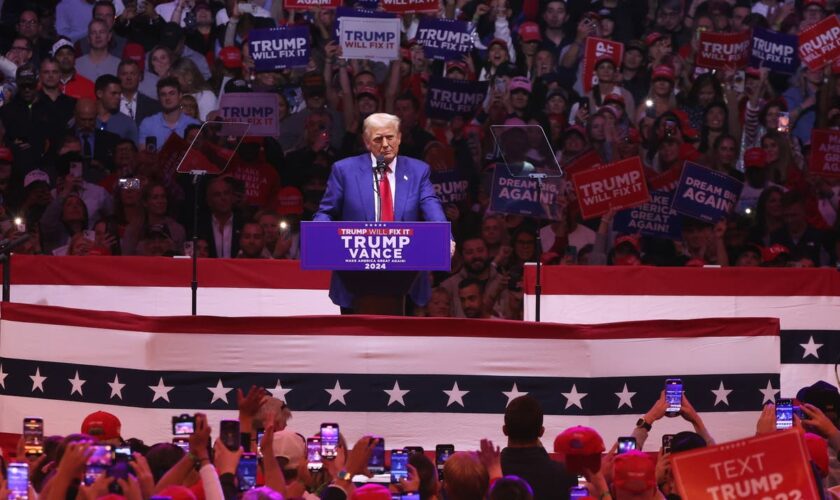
[314,153,447,307]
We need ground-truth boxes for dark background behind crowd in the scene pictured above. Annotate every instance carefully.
[0,0,838,319]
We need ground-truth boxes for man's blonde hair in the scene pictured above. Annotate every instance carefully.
[363,113,401,138]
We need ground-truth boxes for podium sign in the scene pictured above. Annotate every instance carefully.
[301,221,451,271]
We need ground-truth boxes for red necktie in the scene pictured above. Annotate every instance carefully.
[379,167,394,221]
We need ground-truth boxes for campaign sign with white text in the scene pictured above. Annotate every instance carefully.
[750,27,799,74]
[489,166,563,220]
[339,16,400,61]
[581,37,623,93]
[431,169,471,204]
[572,157,650,220]
[417,18,473,61]
[809,129,840,178]
[672,162,743,223]
[613,190,682,240]
[798,15,840,70]
[284,0,340,9]
[380,0,437,14]
[333,8,396,41]
[300,221,452,271]
[671,430,819,500]
[696,30,751,70]
[218,93,279,137]
[425,76,488,120]
[248,27,310,71]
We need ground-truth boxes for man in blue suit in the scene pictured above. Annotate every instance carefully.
[314,113,450,312]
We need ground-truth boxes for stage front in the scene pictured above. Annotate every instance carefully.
[0,302,778,451]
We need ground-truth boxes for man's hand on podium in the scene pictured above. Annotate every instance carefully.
[450,240,456,258]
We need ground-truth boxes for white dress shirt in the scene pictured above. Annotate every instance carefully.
[212,215,233,258]
[370,154,397,221]
[120,93,137,120]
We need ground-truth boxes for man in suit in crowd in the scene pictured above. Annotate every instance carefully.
[314,113,450,312]
[117,59,161,127]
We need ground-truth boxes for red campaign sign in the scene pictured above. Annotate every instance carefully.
[563,149,602,177]
[809,129,840,178]
[799,15,840,70]
[696,30,751,69]
[380,0,437,14]
[284,0,340,9]
[572,156,650,219]
[671,430,820,500]
[581,37,623,93]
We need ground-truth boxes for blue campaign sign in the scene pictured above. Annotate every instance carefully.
[671,162,743,223]
[750,27,799,74]
[489,165,563,220]
[417,18,473,61]
[613,190,682,240]
[249,27,310,71]
[425,76,488,120]
[300,221,452,271]
[431,168,470,204]
[333,7,396,41]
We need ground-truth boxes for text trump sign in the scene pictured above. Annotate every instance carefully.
[671,430,819,500]
[799,15,840,70]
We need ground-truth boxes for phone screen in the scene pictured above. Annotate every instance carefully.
[220,420,240,451]
[320,423,339,459]
[617,437,636,454]
[777,113,790,133]
[307,437,323,471]
[85,445,113,485]
[662,434,675,454]
[369,438,385,474]
[776,399,793,430]
[570,486,589,499]
[390,450,408,483]
[172,437,189,452]
[23,417,44,458]
[665,379,683,415]
[237,453,258,491]
[172,415,195,436]
[255,429,264,457]
[114,445,132,463]
[8,463,29,500]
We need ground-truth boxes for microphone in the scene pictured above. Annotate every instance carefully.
[375,155,387,174]
[0,233,30,253]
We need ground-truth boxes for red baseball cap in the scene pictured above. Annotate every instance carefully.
[613,451,656,493]
[554,426,605,456]
[603,93,625,107]
[350,484,391,500]
[519,22,542,43]
[652,65,675,82]
[805,433,829,477]
[805,0,827,9]
[762,243,791,263]
[275,186,304,216]
[445,60,469,76]
[488,38,509,51]
[614,234,641,253]
[0,147,14,163]
[644,31,666,46]
[122,43,145,72]
[81,411,122,440]
[219,46,243,70]
[744,147,767,168]
[595,54,617,68]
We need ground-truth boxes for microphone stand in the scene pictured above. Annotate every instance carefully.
[373,157,387,222]
[529,173,547,322]
[0,234,31,302]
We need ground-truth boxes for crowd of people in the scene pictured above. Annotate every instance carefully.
[0,0,838,318]
[2,380,840,500]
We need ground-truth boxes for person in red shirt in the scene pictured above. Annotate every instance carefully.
[52,37,95,100]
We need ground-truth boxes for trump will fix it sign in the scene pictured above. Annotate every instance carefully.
[799,15,840,70]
